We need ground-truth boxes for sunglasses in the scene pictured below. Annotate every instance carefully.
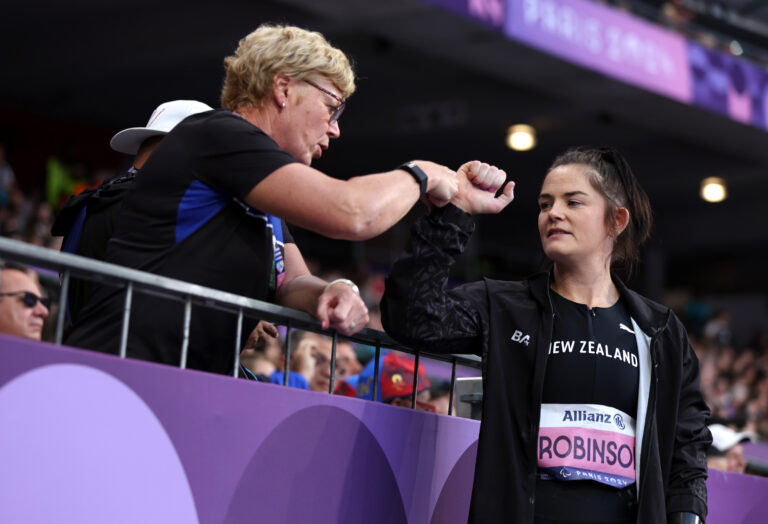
[0,291,51,309]
[304,80,346,123]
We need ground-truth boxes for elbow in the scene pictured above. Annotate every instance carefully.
[330,199,379,241]
[343,213,375,241]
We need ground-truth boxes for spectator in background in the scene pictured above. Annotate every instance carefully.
[354,350,432,410]
[379,352,433,412]
[429,380,455,416]
[239,320,281,381]
[706,422,751,474]
[285,330,358,393]
[51,100,213,327]
[703,309,732,348]
[0,143,15,208]
[241,319,283,369]
[0,261,50,341]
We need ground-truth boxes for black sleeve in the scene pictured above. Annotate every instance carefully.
[381,204,488,356]
[666,316,711,520]
[193,112,298,201]
[282,219,294,244]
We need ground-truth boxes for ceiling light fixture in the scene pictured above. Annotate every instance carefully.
[700,177,727,203]
[506,124,536,151]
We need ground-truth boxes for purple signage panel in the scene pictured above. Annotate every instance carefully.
[423,0,506,29]
[1,334,768,523]
[688,41,768,131]
[505,0,692,103]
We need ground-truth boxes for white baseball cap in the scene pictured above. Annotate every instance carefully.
[708,423,752,453]
[110,100,213,155]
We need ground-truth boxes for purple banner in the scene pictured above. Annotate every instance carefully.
[688,41,768,130]
[423,0,506,29]
[504,0,692,102]
[1,334,767,523]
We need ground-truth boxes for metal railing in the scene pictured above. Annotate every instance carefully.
[0,237,480,415]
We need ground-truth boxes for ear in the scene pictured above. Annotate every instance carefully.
[612,207,630,237]
[272,73,291,108]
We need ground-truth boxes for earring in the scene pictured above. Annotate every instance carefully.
[282,101,286,108]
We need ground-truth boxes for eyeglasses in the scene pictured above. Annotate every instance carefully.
[0,291,51,309]
[305,80,346,123]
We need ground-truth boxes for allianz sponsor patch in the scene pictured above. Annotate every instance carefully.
[537,403,636,488]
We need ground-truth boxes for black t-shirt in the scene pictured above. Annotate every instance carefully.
[65,110,297,373]
[535,289,639,523]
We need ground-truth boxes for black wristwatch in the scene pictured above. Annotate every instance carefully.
[398,161,428,197]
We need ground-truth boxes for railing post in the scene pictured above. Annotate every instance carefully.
[232,308,243,377]
[180,296,192,369]
[283,322,292,386]
[54,270,70,345]
[329,331,338,394]
[118,282,133,359]
[448,358,457,417]
[411,351,420,409]
[372,343,381,402]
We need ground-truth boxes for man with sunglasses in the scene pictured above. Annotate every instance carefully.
[0,262,49,341]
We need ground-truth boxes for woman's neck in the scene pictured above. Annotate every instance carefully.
[550,262,619,308]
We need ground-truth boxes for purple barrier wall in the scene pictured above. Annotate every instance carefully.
[0,335,479,524]
[1,334,767,523]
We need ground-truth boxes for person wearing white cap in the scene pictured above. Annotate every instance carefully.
[63,24,498,376]
[109,100,213,170]
[51,99,212,326]
[707,422,752,474]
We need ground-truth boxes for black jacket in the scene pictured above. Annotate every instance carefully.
[51,172,136,325]
[381,205,710,523]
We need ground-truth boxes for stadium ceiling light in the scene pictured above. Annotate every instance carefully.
[506,124,536,151]
[700,177,727,203]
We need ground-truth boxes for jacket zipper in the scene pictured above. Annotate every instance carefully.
[527,294,556,524]
[637,329,660,512]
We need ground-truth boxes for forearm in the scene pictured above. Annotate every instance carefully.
[381,204,485,355]
[324,169,422,241]
[245,161,452,242]
[274,274,327,315]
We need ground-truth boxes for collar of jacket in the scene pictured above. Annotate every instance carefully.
[526,270,670,336]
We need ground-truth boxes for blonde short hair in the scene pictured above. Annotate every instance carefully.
[221,25,356,111]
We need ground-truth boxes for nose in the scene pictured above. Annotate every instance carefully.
[545,201,565,221]
[34,301,49,319]
[328,119,340,139]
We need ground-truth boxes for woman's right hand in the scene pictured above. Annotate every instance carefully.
[450,161,516,215]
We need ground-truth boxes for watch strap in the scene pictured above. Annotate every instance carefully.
[398,161,428,197]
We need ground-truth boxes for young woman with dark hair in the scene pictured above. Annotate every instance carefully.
[382,147,710,523]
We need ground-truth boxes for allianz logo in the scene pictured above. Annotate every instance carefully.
[562,409,626,430]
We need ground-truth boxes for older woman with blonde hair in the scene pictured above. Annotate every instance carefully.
[65,24,488,375]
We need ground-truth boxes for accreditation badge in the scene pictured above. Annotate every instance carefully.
[537,403,636,488]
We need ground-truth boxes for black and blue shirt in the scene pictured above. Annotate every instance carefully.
[66,110,296,373]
